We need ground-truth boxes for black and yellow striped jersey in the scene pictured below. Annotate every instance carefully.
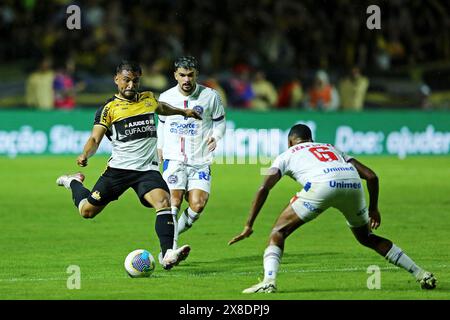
[94,91,160,171]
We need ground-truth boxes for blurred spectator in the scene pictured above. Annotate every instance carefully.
[203,76,228,107]
[226,63,254,109]
[141,60,169,94]
[338,67,369,111]
[305,70,339,111]
[53,59,84,110]
[250,71,278,111]
[25,58,55,110]
[419,84,432,110]
[276,76,303,109]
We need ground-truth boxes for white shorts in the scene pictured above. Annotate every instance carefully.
[290,179,369,228]
[162,160,211,193]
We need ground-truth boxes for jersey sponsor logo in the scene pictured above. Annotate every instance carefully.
[91,191,101,201]
[303,201,323,213]
[114,114,156,142]
[323,166,355,174]
[198,171,210,181]
[167,175,178,184]
[329,181,361,189]
[102,104,111,124]
[169,122,198,136]
[193,105,204,116]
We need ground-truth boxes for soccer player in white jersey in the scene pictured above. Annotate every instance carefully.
[229,124,437,293]
[157,56,226,256]
[56,61,202,270]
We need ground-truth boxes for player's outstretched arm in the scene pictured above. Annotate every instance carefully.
[77,125,106,167]
[228,167,281,245]
[349,158,381,229]
[207,119,226,152]
[156,101,202,120]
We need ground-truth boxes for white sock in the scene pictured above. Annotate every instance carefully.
[385,244,423,279]
[172,206,179,249]
[263,245,283,283]
[177,207,199,234]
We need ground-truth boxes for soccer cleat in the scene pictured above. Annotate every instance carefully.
[161,245,191,270]
[242,280,277,294]
[56,172,85,189]
[417,271,437,290]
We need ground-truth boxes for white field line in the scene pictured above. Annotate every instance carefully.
[0,264,447,283]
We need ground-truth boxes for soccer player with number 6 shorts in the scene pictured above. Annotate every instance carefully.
[229,124,437,293]
[157,56,226,263]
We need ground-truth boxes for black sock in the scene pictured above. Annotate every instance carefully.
[70,180,90,207]
[155,210,175,257]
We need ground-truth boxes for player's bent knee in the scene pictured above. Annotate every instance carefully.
[189,201,205,214]
[80,209,96,219]
[79,201,101,219]
[153,198,171,210]
[170,197,183,208]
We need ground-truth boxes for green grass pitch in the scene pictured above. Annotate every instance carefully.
[0,156,449,300]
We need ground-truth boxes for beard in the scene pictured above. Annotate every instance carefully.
[122,89,137,99]
[181,83,195,94]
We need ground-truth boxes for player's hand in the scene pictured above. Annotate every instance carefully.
[228,225,253,245]
[185,109,202,120]
[77,154,88,167]
[369,209,381,230]
[207,137,217,152]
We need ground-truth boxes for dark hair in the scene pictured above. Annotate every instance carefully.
[116,60,142,75]
[288,124,312,140]
[174,56,199,71]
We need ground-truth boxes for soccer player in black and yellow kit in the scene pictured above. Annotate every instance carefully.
[56,61,202,270]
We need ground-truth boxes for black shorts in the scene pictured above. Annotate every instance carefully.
[87,167,170,208]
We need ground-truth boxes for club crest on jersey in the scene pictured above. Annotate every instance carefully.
[193,105,204,116]
[91,191,101,201]
[168,175,178,184]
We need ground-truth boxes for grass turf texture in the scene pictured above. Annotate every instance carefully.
[0,156,448,300]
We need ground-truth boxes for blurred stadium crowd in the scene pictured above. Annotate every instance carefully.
[1,0,450,110]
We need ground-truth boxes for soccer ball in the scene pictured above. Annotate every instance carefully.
[124,249,156,278]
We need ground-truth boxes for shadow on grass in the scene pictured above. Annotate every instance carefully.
[158,252,344,277]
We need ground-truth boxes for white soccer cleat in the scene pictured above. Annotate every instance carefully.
[242,280,277,294]
[56,172,85,189]
[161,245,191,270]
[417,271,437,290]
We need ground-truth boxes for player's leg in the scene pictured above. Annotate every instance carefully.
[339,186,437,289]
[350,224,436,289]
[243,203,306,294]
[178,189,209,234]
[243,186,328,294]
[137,170,190,269]
[56,172,105,218]
[178,164,211,234]
[162,160,188,243]
[168,189,184,248]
